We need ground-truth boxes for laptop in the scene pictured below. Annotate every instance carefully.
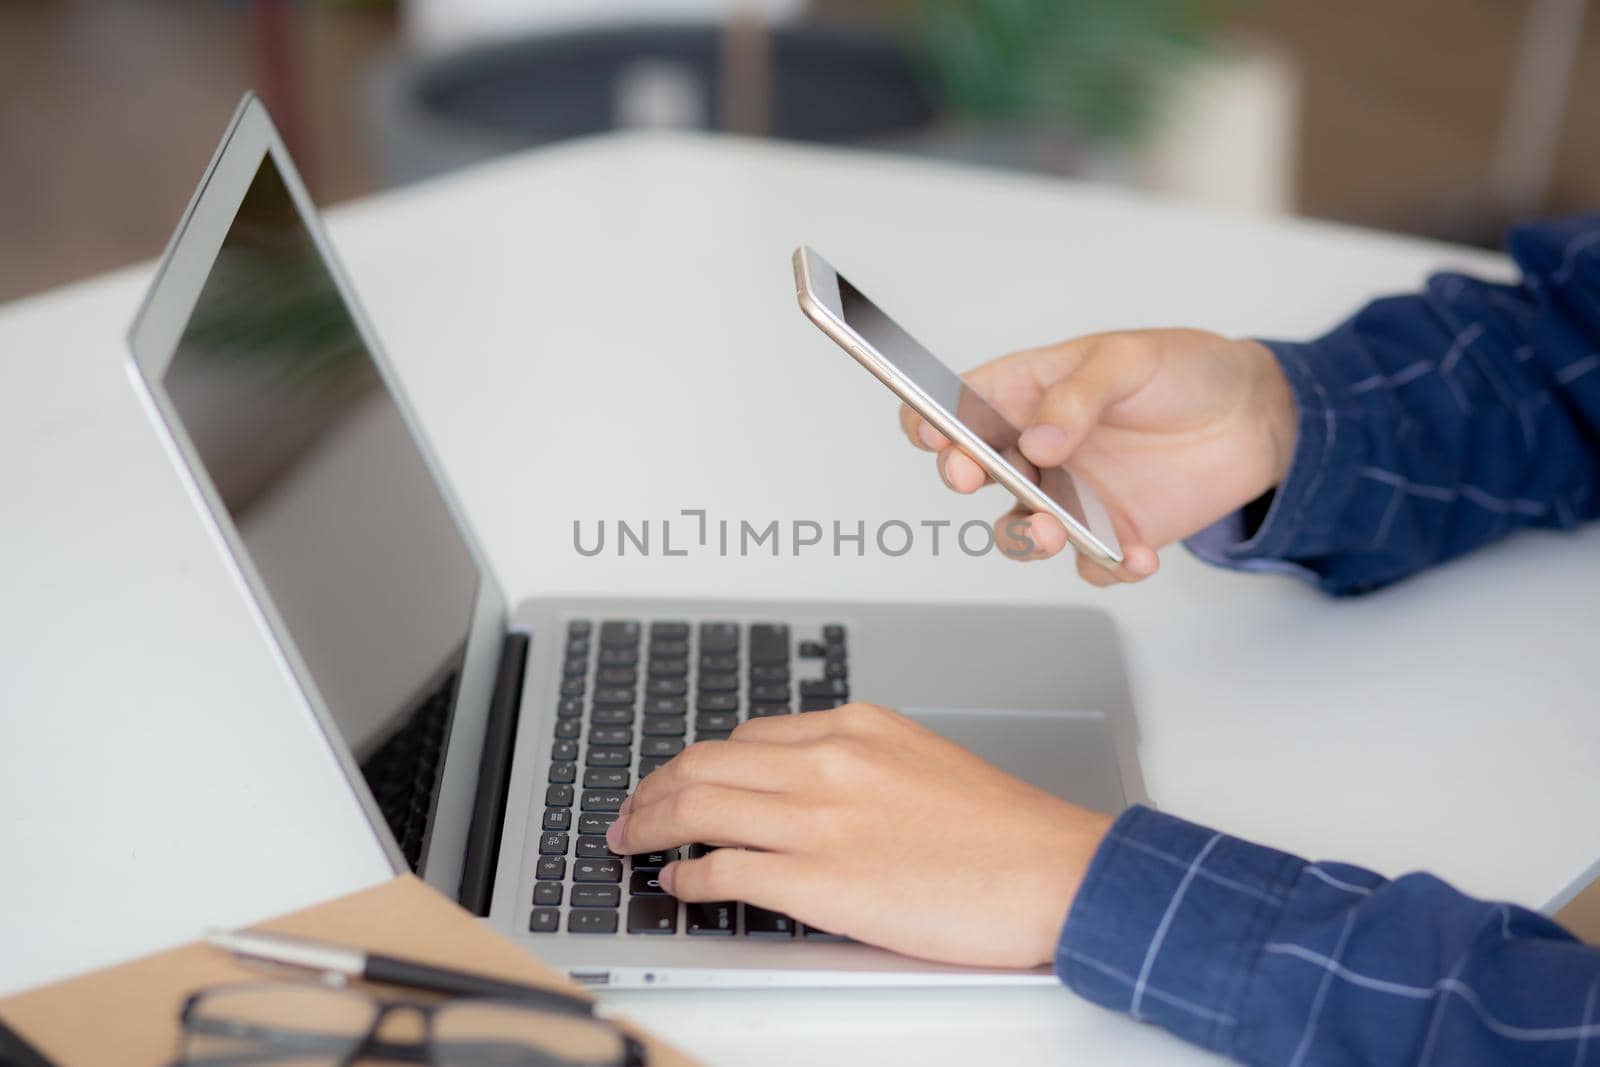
[127,95,1148,988]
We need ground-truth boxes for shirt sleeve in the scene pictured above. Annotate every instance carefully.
[1057,805,1600,1066]
[1185,214,1600,595]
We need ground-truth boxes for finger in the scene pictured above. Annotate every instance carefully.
[939,447,990,494]
[997,510,1069,561]
[899,403,949,452]
[609,784,801,854]
[627,740,802,813]
[659,848,816,914]
[1075,552,1120,587]
[1017,340,1159,468]
[958,342,1096,427]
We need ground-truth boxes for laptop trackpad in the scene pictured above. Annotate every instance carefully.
[901,707,1129,816]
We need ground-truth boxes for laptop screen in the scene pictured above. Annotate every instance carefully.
[162,154,480,820]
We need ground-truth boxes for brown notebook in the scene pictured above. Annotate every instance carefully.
[0,875,695,1066]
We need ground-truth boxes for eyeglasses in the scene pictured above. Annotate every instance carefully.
[169,982,645,1067]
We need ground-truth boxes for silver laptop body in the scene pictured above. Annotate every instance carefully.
[127,96,1147,990]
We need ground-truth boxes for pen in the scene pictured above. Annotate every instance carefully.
[205,930,596,1018]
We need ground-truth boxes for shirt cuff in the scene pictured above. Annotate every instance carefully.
[1181,338,1368,579]
[1056,805,1305,1056]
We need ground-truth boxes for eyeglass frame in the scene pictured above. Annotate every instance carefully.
[169,980,647,1067]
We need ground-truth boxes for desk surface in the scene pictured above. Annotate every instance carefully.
[2,132,1596,1066]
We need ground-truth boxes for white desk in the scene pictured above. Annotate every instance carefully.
[3,133,1597,1065]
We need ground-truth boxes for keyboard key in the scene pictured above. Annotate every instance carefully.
[558,698,584,719]
[577,812,617,835]
[826,661,848,680]
[560,678,585,698]
[563,655,588,677]
[583,768,629,790]
[593,687,636,706]
[822,624,846,644]
[749,683,789,704]
[696,712,738,733]
[803,925,850,942]
[696,693,739,713]
[651,639,689,658]
[552,739,578,762]
[642,714,686,737]
[646,678,687,697]
[688,843,717,860]
[744,906,796,939]
[589,726,632,746]
[799,678,849,700]
[628,896,679,935]
[577,835,620,859]
[589,707,635,726]
[650,621,690,640]
[597,667,637,686]
[569,910,619,934]
[749,664,789,683]
[586,746,631,768]
[598,647,638,667]
[749,624,789,664]
[647,658,688,678]
[699,623,739,652]
[643,697,687,716]
[533,882,563,907]
[801,697,842,712]
[638,756,671,777]
[696,730,732,742]
[629,870,670,895]
[699,653,739,673]
[748,704,790,718]
[542,809,572,832]
[825,646,847,666]
[545,785,574,808]
[697,673,739,693]
[548,762,576,784]
[632,849,679,870]
[641,737,684,758]
[565,638,589,658]
[539,832,569,856]
[686,901,737,935]
[567,620,592,638]
[581,790,627,812]
[529,908,560,933]
[536,856,566,880]
[573,859,624,883]
[599,621,640,647]
[554,718,581,740]
[572,885,622,908]
[798,640,825,658]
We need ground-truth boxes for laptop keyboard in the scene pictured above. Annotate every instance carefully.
[529,619,851,939]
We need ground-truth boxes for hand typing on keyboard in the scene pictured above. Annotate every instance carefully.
[606,702,1113,968]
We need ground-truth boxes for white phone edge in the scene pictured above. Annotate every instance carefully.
[791,246,1123,569]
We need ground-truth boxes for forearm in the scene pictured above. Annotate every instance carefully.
[1058,806,1600,1065]
[1188,215,1600,594]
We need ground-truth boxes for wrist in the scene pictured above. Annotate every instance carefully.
[1031,807,1115,966]
[1241,339,1297,489]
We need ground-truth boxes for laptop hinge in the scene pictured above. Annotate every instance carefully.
[458,631,530,915]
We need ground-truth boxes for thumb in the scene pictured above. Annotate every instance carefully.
[1018,340,1157,467]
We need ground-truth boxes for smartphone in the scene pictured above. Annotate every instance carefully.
[793,246,1123,568]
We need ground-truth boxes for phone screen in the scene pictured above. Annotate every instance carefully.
[834,273,1119,558]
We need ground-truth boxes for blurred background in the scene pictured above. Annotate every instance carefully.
[2,0,1596,305]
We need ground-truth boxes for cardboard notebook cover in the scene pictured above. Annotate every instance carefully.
[0,875,696,1066]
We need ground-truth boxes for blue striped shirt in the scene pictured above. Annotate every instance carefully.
[1057,214,1600,1065]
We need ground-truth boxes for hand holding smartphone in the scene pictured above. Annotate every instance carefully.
[793,247,1123,569]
